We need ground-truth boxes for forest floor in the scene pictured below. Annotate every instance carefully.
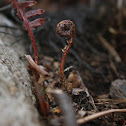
[1,0,126,126]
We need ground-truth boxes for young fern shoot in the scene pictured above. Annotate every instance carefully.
[7,0,45,64]
[56,20,75,83]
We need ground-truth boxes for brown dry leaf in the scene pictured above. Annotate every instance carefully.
[72,88,86,95]
[68,70,82,88]
[67,69,88,93]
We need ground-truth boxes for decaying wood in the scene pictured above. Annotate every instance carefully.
[25,55,50,76]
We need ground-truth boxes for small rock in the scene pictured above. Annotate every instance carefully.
[0,14,43,126]
[110,79,126,99]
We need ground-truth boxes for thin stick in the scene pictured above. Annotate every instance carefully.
[25,55,50,76]
[77,109,126,125]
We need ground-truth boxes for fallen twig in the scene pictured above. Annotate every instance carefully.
[25,55,50,76]
[77,109,126,125]
[25,55,49,116]
[47,88,78,126]
[97,98,126,104]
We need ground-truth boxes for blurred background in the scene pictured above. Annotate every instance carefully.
[0,0,126,95]
[1,0,126,10]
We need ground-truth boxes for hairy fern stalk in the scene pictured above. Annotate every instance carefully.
[8,0,45,64]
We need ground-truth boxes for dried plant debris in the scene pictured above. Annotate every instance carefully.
[47,88,78,126]
[66,68,97,111]
[77,109,126,125]
[43,66,97,125]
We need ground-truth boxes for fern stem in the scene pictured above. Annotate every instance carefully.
[12,1,38,64]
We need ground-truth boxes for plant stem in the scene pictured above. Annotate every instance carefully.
[60,31,75,78]
[12,1,38,64]
[56,20,75,79]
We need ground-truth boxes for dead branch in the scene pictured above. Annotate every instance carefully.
[77,109,126,125]
[47,88,78,126]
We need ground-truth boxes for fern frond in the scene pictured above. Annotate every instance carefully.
[8,0,45,64]
[7,0,48,116]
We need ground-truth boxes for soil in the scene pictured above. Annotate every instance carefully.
[1,0,126,126]
[35,1,126,126]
